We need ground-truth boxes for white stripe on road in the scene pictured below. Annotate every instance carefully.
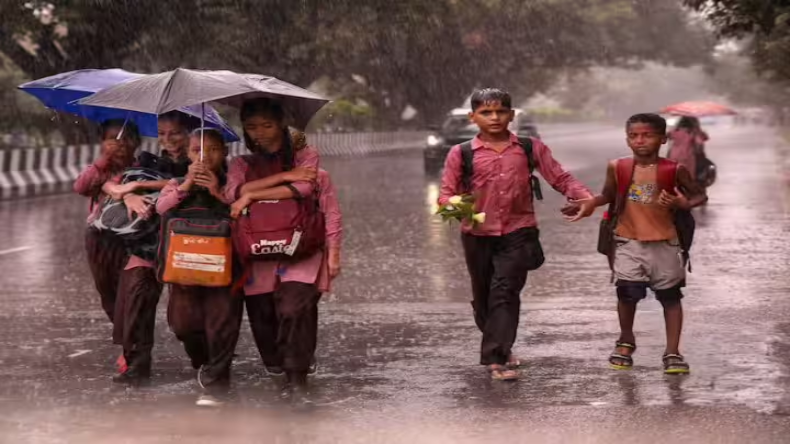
[0,246,31,256]
[67,350,93,358]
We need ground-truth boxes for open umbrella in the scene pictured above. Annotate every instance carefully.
[19,69,239,141]
[660,101,737,117]
[76,68,330,130]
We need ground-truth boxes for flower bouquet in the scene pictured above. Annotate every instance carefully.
[436,194,486,227]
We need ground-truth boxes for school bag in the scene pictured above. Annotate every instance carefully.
[91,167,167,240]
[597,157,695,270]
[232,154,326,262]
[158,185,233,287]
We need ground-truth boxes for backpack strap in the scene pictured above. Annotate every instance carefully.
[519,137,543,201]
[460,141,474,193]
[614,157,635,215]
[657,158,678,192]
[460,138,543,200]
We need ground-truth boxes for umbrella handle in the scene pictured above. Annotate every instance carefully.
[200,103,205,162]
[116,115,129,140]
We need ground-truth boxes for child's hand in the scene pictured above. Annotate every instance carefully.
[107,181,139,201]
[659,187,690,210]
[563,197,597,222]
[195,169,220,196]
[560,201,580,217]
[283,167,317,183]
[328,248,341,279]
[123,193,154,220]
[230,194,252,219]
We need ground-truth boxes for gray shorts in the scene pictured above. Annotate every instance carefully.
[613,236,686,290]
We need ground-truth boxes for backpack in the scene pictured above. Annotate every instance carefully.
[597,157,695,270]
[460,137,543,200]
[157,183,234,287]
[232,154,326,262]
[91,167,171,262]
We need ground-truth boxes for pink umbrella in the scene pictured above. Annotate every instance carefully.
[660,101,737,117]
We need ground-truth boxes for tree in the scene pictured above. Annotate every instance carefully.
[1,0,714,132]
[683,0,790,121]
[682,1,790,81]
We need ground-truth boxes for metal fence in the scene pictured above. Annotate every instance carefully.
[0,131,428,200]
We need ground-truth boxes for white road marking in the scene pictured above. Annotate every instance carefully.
[67,350,93,358]
[0,246,31,256]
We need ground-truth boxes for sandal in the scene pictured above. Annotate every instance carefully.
[506,354,523,369]
[488,364,519,381]
[662,354,690,375]
[609,341,636,370]
[265,365,285,376]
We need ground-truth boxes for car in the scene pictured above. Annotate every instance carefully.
[423,108,540,174]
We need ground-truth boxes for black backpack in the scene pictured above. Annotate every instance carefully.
[460,137,543,200]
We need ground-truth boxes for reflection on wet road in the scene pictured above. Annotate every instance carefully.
[0,125,789,443]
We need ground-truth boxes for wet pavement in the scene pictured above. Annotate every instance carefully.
[1,124,789,443]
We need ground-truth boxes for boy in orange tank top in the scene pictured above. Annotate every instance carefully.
[566,114,707,374]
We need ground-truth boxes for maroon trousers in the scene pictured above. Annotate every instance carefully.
[167,284,243,385]
[245,282,321,375]
[84,227,128,322]
[113,267,163,372]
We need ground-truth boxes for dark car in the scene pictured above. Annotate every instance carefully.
[423,109,540,174]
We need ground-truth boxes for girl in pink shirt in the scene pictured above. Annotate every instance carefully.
[75,120,139,324]
[156,129,243,404]
[110,115,193,383]
[225,98,324,390]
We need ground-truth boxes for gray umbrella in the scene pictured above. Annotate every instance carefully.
[76,68,330,130]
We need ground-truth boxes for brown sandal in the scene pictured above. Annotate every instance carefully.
[488,364,519,381]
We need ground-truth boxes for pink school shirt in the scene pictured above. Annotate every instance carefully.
[439,132,592,236]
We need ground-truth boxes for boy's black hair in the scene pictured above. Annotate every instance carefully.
[99,119,141,146]
[159,110,199,132]
[240,98,286,123]
[470,88,512,111]
[626,113,667,134]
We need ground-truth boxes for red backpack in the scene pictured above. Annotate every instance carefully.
[232,154,326,262]
[597,157,695,269]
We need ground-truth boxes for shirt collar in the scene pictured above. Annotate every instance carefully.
[471,131,521,150]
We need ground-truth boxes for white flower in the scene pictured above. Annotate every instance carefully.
[472,212,486,224]
[445,205,455,211]
[448,195,463,205]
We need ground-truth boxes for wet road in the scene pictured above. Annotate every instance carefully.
[1,124,789,443]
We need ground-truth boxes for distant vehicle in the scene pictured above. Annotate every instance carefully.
[423,108,540,174]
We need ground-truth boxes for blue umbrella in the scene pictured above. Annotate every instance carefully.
[18,68,240,141]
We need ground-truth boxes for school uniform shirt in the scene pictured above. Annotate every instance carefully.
[438,132,591,236]
[224,146,323,295]
[315,169,342,293]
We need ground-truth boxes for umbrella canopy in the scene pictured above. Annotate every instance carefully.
[660,101,737,117]
[77,68,330,130]
[19,69,239,141]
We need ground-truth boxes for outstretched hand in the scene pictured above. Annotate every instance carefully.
[562,197,597,222]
